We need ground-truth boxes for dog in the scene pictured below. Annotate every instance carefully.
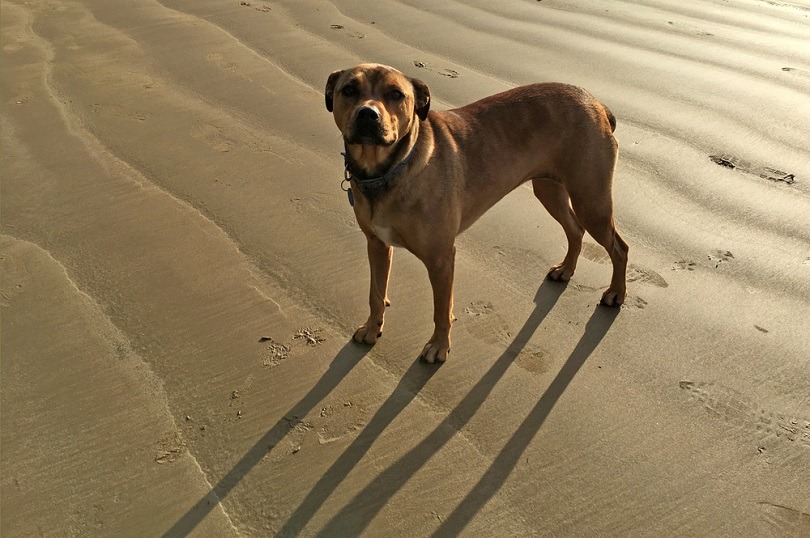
[326,63,628,363]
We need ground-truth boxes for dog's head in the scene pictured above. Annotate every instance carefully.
[325,64,430,147]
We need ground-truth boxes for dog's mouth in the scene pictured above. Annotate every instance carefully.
[345,131,395,146]
[345,135,396,147]
[346,118,394,146]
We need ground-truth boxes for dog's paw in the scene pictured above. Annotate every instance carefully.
[547,262,575,282]
[353,320,382,345]
[600,288,625,307]
[419,333,451,364]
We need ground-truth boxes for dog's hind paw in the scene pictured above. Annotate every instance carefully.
[599,289,625,307]
[353,321,382,345]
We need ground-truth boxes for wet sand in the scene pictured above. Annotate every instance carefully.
[2,0,809,535]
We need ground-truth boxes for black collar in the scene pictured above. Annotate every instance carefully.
[342,136,416,192]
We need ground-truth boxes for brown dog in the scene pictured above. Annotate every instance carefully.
[326,63,628,363]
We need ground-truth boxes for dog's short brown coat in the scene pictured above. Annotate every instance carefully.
[326,63,628,363]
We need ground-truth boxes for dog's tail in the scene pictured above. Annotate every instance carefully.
[602,104,617,132]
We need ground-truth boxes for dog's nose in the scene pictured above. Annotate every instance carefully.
[357,105,380,123]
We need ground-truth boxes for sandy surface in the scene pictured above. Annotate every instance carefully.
[2,0,809,535]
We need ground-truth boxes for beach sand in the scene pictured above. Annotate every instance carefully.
[2,0,809,535]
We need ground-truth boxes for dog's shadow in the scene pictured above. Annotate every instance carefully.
[307,280,618,537]
[276,279,591,536]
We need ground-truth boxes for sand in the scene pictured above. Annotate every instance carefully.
[2,0,808,535]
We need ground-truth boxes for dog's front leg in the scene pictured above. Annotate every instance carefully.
[353,232,393,345]
[419,246,456,363]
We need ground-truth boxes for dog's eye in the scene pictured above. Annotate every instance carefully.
[388,89,404,101]
[341,85,357,97]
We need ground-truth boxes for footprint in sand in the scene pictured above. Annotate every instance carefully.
[265,416,314,461]
[462,301,512,346]
[621,295,648,309]
[461,300,549,373]
[412,61,460,79]
[581,243,668,287]
[779,66,810,78]
[709,153,796,185]
[514,347,550,375]
[258,336,290,368]
[708,249,734,268]
[679,381,810,447]
[293,327,325,346]
[206,52,238,72]
[672,260,697,271]
[330,24,364,39]
[571,283,598,292]
[316,401,366,445]
[463,300,494,317]
[239,1,271,12]
[626,266,668,288]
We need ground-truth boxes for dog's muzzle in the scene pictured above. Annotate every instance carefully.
[349,105,387,145]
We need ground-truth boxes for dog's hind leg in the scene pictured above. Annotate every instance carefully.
[532,178,585,282]
[566,170,628,307]
[417,245,456,364]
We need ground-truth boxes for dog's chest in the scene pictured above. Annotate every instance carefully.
[372,223,401,247]
[352,190,404,247]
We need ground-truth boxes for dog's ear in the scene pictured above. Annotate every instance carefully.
[410,78,431,121]
[325,70,344,112]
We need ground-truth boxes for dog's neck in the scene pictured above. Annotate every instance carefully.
[344,120,419,181]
